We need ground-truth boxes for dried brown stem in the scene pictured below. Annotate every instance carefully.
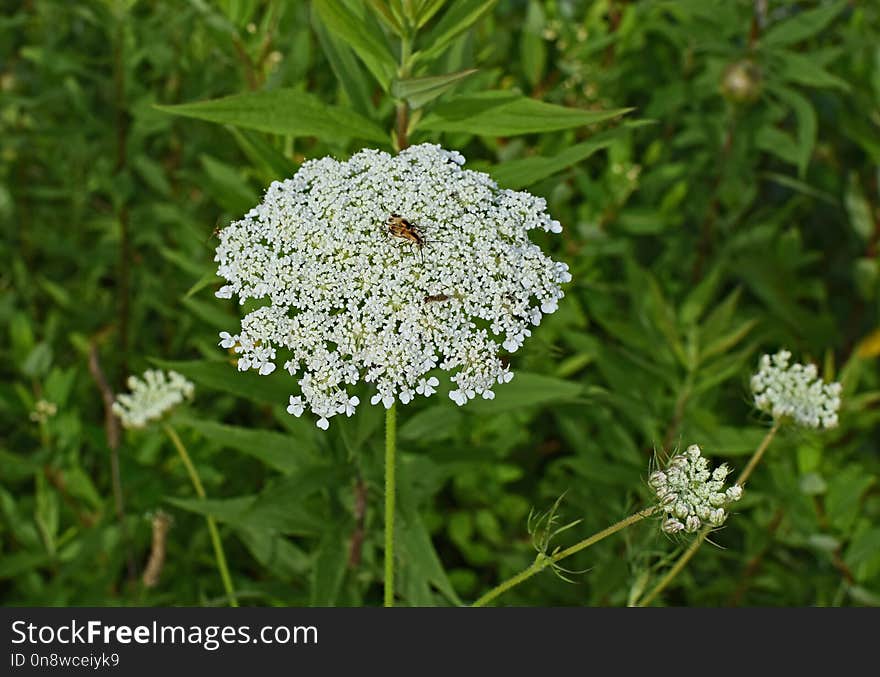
[88,341,137,583]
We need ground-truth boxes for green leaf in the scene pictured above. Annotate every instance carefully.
[184,271,222,300]
[773,87,816,178]
[680,264,724,326]
[152,359,293,407]
[366,0,404,35]
[845,528,880,584]
[229,128,298,182]
[0,552,52,580]
[311,4,377,118]
[236,527,310,579]
[132,154,172,197]
[414,0,448,28]
[491,126,635,189]
[466,372,583,414]
[761,171,838,206]
[417,0,498,63]
[392,69,477,109]
[179,417,310,474]
[845,173,873,241]
[310,529,348,605]
[755,126,801,168]
[166,495,256,526]
[180,296,234,331]
[399,404,463,442]
[520,1,546,88]
[63,466,103,511]
[826,466,875,532]
[761,1,847,48]
[694,425,770,456]
[420,91,630,136]
[156,89,387,143]
[775,50,850,91]
[314,0,397,91]
[399,512,462,606]
[168,490,325,536]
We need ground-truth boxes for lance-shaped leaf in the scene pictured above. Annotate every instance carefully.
[156,88,388,143]
[419,90,631,136]
[311,5,376,118]
[491,125,647,189]
[416,0,498,63]
[414,0,447,29]
[367,0,404,35]
[773,86,817,178]
[761,0,847,48]
[315,0,397,91]
[392,69,477,109]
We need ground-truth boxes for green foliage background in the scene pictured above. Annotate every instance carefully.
[2,0,879,607]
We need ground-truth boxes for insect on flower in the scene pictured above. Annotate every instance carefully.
[386,213,448,263]
[423,293,452,303]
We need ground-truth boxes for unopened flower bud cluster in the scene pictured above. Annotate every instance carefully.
[751,350,841,429]
[30,399,58,424]
[649,445,743,534]
[112,370,195,429]
[214,143,570,428]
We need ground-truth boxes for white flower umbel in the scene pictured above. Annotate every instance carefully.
[112,370,195,429]
[649,445,743,535]
[751,350,841,429]
[214,144,570,428]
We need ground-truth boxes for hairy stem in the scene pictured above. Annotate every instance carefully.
[472,507,657,607]
[163,424,238,607]
[384,403,397,607]
[634,420,782,607]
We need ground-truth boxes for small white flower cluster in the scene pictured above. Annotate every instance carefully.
[751,350,841,429]
[649,445,743,535]
[29,399,58,424]
[112,370,195,429]
[214,143,570,428]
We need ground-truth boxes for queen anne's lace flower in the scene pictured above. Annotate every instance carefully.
[649,445,743,534]
[112,370,195,429]
[751,350,841,429]
[214,144,570,427]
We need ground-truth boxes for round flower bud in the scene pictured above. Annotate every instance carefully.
[721,60,763,104]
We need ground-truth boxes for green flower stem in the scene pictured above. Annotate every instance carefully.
[634,419,782,607]
[163,424,238,608]
[384,403,397,607]
[472,506,658,607]
[735,419,782,487]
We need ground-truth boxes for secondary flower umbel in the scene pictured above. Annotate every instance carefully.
[649,445,743,534]
[751,350,841,429]
[112,369,195,429]
[214,144,570,428]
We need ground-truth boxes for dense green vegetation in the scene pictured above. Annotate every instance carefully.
[2,0,879,607]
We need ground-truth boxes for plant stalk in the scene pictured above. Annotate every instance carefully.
[163,424,238,607]
[473,507,657,607]
[384,403,397,607]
